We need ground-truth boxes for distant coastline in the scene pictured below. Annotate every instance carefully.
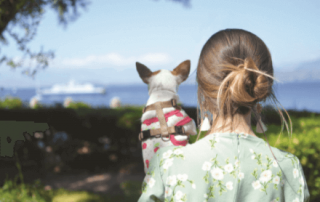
[0,81,319,113]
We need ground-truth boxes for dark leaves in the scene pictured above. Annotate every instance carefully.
[0,0,88,78]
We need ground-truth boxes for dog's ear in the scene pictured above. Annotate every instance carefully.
[172,60,191,83]
[136,62,152,84]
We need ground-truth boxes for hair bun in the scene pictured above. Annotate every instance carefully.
[228,58,270,107]
[243,58,270,102]
[253,74,269,101]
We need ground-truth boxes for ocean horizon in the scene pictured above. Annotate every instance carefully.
[0,82,319,113]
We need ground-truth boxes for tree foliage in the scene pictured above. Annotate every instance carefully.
[0,0,89,78]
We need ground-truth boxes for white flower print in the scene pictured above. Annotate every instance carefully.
[202,161,212,171]
[272,160,278,167]
[211,167,224,180]
[163,150,173,159]
[226,181,233,190]
[272,176,280,184]
[251,155,256,159]
[242,133,249,138]
[192,183,196,189]
[165,187,172,197]
[145,175,151,184]
[238,172,244,180]
[148,177,156,188]
[259,170,272,183]
[235,160,239,167]
[299,176,304,186]
[224,163,234,173]
[293,197,299,202]
[177,174,188,182]
[252,180,261,190]
[293,168,299,178]
[163,158,174,170]
[173,149,183,155]
[204,193,208,198]
[175,190,184,200]
[141,167,156,193]
[250,149,254,153]
[166,175,177,186]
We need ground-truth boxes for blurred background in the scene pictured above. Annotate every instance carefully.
[0,0,319,201]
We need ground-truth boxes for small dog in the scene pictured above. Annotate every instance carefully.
[136,60,197,172]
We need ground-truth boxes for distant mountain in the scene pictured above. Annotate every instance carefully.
[275,59,320,83]
[184,59,320,84]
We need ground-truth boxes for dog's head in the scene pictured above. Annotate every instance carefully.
[136,60,190,94]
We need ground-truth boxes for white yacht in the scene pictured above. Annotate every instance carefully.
[37,80,106,95]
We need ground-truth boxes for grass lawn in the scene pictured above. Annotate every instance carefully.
[0,177,142,202]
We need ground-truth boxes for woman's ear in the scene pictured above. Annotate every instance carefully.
[172,60,191,83]
[136,62,152,84]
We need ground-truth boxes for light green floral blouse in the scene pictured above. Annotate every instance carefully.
[138,133,310,202]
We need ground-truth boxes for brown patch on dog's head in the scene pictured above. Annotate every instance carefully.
[171,60,191,83]
[136,62,161,84]
[152,70,160,76]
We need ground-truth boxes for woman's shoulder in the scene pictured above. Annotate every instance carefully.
[253,139,309,200]
[252,136,300,165]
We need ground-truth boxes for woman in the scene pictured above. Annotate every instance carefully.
[138,29,310,202]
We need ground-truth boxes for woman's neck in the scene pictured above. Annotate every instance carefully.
[208,111,257,137]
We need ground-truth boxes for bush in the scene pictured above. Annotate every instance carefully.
[0,97,23,109]
[67,102,91,109]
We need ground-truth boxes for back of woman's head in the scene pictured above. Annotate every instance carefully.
[197,29,287,132]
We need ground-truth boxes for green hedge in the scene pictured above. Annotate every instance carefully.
[67,102,91,109]
[0,97,23,109]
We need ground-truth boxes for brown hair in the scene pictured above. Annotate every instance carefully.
[196,29,292,141]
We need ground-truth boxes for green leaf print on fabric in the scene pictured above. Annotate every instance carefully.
[164,174,195,202]
[239,133,249,139]
[209,134,220,149]
[270,197,280,202]
[273,170,282,190]
[249,148,283,195]
[225,158,237,178]
[285,153,299,166]
[141,168,156,193]
[285,153,305,195]
[202,154,240,200]
[159,147,185,173]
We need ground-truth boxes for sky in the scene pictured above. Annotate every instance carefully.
[1,0,320,88]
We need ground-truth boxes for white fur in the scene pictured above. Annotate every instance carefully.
[147,69,181,96]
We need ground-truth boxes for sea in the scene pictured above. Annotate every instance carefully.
[1,82,319,113]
